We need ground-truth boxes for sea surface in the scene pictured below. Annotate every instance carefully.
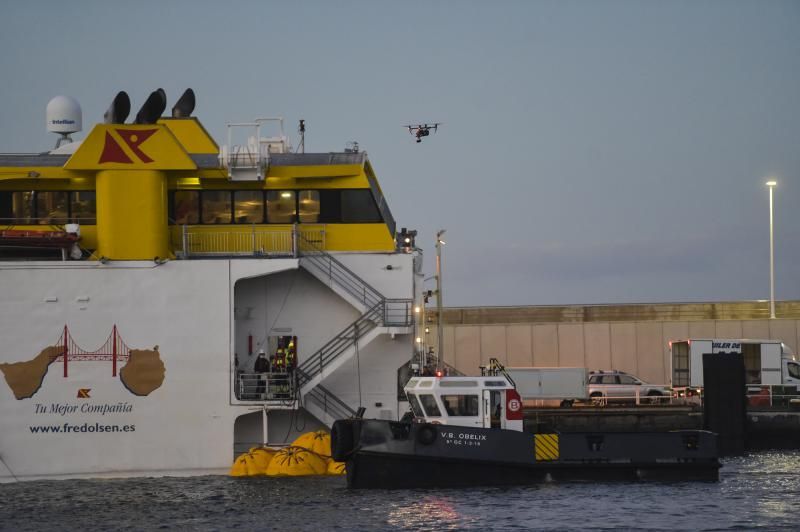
[2,451,799,531]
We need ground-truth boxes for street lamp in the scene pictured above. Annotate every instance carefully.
[435,230,446,371]
[766,180,777,319]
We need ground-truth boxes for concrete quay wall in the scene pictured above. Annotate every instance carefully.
[431,301,800,384]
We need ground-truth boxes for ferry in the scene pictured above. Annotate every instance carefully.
[0,89,419,482]
[331,362,721,489]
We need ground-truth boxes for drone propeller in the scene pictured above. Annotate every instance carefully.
[403,123,442,143]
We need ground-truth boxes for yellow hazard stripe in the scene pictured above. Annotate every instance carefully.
[535,434,560,461]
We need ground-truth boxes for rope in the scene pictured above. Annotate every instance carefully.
[355,323,362,409]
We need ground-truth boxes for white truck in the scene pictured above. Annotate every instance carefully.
[504,366,589,407]
[670,338,800,388]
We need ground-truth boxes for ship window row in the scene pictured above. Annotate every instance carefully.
[169,189,382,225]
[0,191,96,225]
[407,392,480,418]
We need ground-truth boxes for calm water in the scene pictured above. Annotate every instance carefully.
[2,451,799,531]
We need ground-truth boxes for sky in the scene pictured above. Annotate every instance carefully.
[0,0,797,307]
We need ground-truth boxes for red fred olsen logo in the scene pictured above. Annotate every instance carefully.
[508,398,521,412]
[99,129,158,164]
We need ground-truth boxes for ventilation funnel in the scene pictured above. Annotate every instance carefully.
[171,88,195,118]
[134,88,167,124]
[103,91,131,124]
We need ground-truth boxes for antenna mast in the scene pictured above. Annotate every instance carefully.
[298,119,305,154]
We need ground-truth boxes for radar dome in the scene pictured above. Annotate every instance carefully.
[46,95,82,134]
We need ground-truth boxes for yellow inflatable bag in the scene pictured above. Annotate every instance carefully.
[230,452,260,477]
[230,453,250,477]
[326,460,346,476]
[266,446,328,477]
[249,447,277,475]
[291,430,332,457]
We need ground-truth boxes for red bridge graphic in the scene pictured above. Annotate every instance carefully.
[51,325,132,378]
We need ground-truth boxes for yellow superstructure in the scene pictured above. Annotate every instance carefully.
[0,108,397,260]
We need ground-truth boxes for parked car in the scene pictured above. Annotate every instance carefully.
[587,370,672,404]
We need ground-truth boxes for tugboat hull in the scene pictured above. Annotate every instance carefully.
[332,419,720,489]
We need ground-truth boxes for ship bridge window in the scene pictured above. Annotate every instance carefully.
[298,190,320,223]
[407,393,425,417]
[166,188,385,225]
[267,191,296,223]
[317,190,341,222]
[170,190,199,224]
[485,381,507,387]
[341,189,381,223]
[0,191,34,223]
[71,191,96,225]
[441,394,479,416]
[234,190,264,223]
[0,191,96,225]
[35,191,69,224]
[419,394,442,417]
[201,191,232,224]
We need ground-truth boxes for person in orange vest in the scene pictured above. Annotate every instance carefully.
[274,346,286,372]
[273,343,288,397]
[285,340,296,371]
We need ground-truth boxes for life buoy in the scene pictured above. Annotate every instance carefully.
[417,424,437,445]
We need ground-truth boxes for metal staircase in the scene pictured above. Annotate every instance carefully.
[295,302,382,391]
[295,233,412,424]
[301,382,357,426]
[297,234,383,313]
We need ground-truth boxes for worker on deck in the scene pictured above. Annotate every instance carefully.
[285,346,295,372]
[275,344,286,373]
[273,344,288,398]
[254,350,268,398]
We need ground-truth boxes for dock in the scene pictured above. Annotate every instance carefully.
[523,405,800,451]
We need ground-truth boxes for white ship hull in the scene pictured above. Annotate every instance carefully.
[0,254,415,482]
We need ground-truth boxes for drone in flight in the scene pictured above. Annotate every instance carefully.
[404,123,441,143]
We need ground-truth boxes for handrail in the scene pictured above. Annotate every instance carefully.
[383,298,414,327]
[296,232,384,309]
[296,301,383,386]
[483,357,516,388]
[176,225,325,258]
[303,382,357,419]
[237,371,296,401]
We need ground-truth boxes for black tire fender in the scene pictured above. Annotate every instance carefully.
[417,424,437,445]
[331,420,355,461]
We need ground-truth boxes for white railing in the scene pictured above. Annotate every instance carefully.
[745,385,800,409]
[177,225,325,258]
[237,372,296,401]
[589,384,800,409]
[589,386,674,406]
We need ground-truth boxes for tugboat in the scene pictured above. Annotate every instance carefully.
[331,361,720,489]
